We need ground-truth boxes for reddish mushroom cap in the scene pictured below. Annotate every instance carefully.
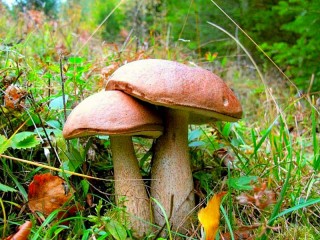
[105,59,242,123]
[63,90,163,139]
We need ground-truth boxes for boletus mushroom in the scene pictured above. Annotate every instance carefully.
[63,90,163,237]
[105,59,242,233]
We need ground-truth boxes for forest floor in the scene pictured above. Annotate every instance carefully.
[0,5,319,240]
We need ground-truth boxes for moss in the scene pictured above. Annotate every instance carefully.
[273,225,315,240]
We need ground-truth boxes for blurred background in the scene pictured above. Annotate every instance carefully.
[1,0,319,93]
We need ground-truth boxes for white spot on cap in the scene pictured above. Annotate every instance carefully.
[223,96,229,106]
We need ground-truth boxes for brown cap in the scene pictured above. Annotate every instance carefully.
[63,90,163,139]
[105,59,242,123]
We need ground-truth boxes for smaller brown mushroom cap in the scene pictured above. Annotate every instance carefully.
[63,90,163,237]
[63,90,163,139]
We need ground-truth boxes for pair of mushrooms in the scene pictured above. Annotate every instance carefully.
[63,59,242,237]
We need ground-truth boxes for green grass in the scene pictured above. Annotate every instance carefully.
[0,2,319,240]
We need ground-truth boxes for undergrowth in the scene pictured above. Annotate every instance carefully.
[0,1,319,240]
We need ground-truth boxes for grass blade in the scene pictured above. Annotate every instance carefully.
[269,198,320,222]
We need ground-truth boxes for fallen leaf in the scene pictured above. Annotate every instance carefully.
[221,230,253,240]
[28,173,75,217]
[214,148,236,169]
[220,223,260,240]
[4,84,27,110]
[198,192,226,240]
[86,193,93,207]
[5,221,32,240]
[236,181,276,209]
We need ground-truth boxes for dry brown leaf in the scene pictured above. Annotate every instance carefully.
[221,230,253,240]
[220,223,260,240]
[86,193,93,207]
[28,173,75,216]
[236,181,276,209]
[214,148,236,169]
[5,221,32,240]
[101,63,119,79]
[4,85,27,110]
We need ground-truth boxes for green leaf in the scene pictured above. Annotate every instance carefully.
[0,135,10,154]
[105,219,127,240]
[81,179,90,196]
[68,56,84,64]
[11,132,41,149]
[34,127,61,137]
[25,112,41,126]
[188,129,206,147]
[0,183,17,192]
[222,122,232,138]
[60,145,85,177]
[189,140,205,147]
[49,95,69,110]
[46,120,61,129]
[228,176,258,191]
[0,135,7,145]
[188,129,202,141]
[81,229,91,240]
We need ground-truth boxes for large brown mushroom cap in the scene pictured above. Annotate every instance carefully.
[63,90,163,139]
[105,59,242,123]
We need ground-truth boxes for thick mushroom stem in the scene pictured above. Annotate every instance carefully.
[110,135,151,237]
[151,109,195,233]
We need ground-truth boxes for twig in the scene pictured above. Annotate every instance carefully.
[60,55,67,123]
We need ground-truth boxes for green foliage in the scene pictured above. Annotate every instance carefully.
[159,0,320,91]
[84,0,125,40]
[14,0,60,17]
[164,0,239,52]
[260,0,320,91]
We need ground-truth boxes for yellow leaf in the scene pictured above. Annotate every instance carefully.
[198,192,226,240]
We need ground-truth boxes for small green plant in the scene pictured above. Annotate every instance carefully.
[88,199,129,240]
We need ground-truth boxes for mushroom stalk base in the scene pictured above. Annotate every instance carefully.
[151,109,195,234]
[110,136,151,237]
